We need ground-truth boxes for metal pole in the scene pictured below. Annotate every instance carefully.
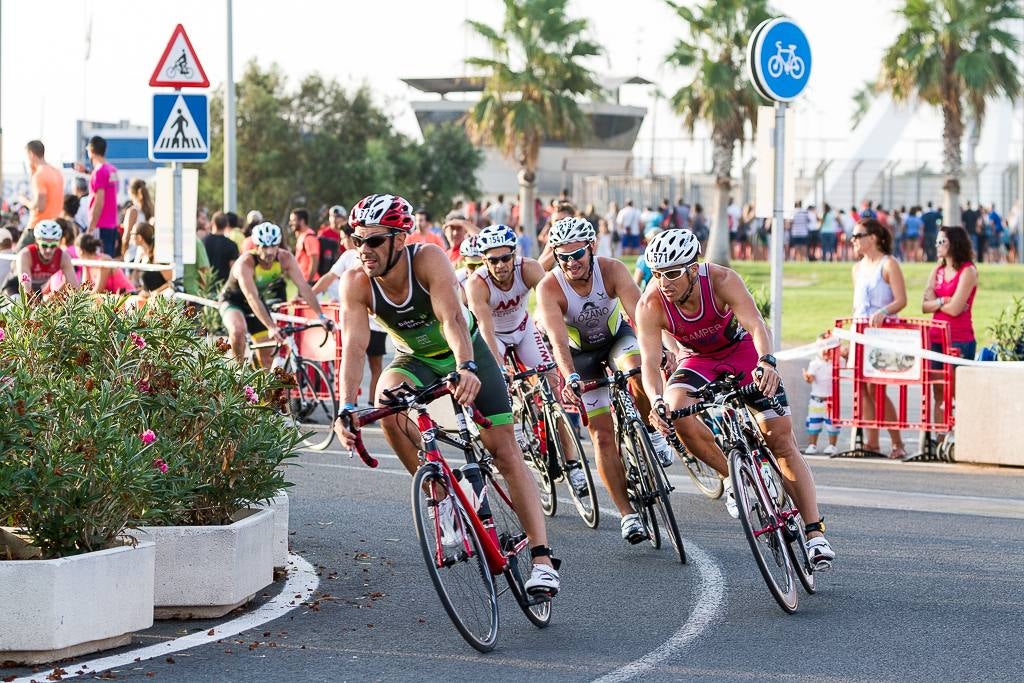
[173,161,184,281]
[770,101,786,351]
[1019,5,1024,263]
[224,0,237,212]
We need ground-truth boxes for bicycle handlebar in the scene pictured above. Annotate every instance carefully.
[505,361,557,383]
[248,319,333,351]
[667,371,782,420]
[340,372,494,468]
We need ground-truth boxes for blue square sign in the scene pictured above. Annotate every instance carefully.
[150,93,209,162]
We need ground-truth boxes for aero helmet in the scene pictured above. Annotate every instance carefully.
[252,222,283,247]
[349,194,414,231]
[643,229,701,269]
[476,224,517,253]
[547,216,596,247]
[460,235,483,262]
[34,219,64,242]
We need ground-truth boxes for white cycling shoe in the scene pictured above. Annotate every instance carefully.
[805,535,835,571]
[525,563,560,596]
[723,481,740,519]
[429,497,460,548]
[566,464,589,497]
[620,513,647,544]
[648,430,675,467]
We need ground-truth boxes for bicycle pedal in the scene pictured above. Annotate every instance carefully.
[812,559,833,572]
[626,531,648,545]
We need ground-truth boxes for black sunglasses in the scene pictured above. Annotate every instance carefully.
[485,253,514,265]
[555,246,588,263]
[353,231,399,248]
[851,232,868,240]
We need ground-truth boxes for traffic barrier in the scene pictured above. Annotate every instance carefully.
[274,302,342,402]
[827,317,954,461]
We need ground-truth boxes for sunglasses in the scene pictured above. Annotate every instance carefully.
[851,232,869,240]
[485,253,514,265]
[555,246,588,263]
[466,261,483,270]
[37,241,60,249]
[935,238,949,246]
[652,267,687,281]
[353,231,398,249]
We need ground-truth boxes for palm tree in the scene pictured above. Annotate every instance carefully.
[880,0,1020,221]
[851,80,878,130]
[465,0,603,254]
[664,0,774,266]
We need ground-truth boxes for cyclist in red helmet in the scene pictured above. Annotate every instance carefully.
[334,193,561,596]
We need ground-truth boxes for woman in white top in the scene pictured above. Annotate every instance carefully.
[121,179,154,260]
[851,217,908,458]
[595,218,614,258]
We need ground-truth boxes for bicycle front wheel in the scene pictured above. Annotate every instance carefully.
[291,360,337,450]
[513,389,557,517]
[483,467,552,629]
[781,496,816,595]
[633,423,685,564]
[412,465,499,652]
[729,447,798,613]
[620,426,659,548]
[546,404,599,528]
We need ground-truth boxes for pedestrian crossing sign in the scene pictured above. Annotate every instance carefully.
[149,93,209,162]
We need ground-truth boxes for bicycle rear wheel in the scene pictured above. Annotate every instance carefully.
[684,454,725,499]
[729,447,798,613]
[290,360,337,450]
[513,389,558,517]
[633,423,686,564]
[546,404,599,528]
[483,466,552,629]
[620,428,659,548]
[412,465,499,652]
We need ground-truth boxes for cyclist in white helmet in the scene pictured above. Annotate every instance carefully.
[454,235,483,288]
[536,216,677,545]
[636,228,835,569]
[4,219,79,297]
[219,221,331,366]
[466,224,589,498]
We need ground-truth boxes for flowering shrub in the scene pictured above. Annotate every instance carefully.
[0,288,300,558]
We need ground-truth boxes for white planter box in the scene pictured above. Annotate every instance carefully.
[0,532,155,666]
[256,491,290,570]
[136,507,274,619]
[955,366,1024,466]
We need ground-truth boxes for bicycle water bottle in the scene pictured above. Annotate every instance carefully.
[459,463,498,547]
[271,352,287,371]
[758,456,782,505]
[514,423,530,451]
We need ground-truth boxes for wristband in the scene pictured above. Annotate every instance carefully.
[342,402,358,411]
[566,372,581,382]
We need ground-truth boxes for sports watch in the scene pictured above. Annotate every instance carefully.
[758,354,777,369]
[457,360,479,374]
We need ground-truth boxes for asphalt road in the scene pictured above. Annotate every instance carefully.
[8,429,1024,683]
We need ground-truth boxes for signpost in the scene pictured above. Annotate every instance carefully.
[748,17,812,351]
[148,24,210,282]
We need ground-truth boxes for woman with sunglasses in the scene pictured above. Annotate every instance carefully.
[536,216,676,545]
[3,219,79,298]
[922,226,977,441]
[851,217,908,459]
[636,228,835,570]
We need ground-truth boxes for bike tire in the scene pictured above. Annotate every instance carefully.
[633,422,686,564]
[292,360,336,451]
[620,426,660,548]
[684,454,725,500]
[781,496,816,595]
[411,465,499,652]
[515,388,558,517]
[482,467,553,629]
[729,447,798,613]
[546,404,599,528]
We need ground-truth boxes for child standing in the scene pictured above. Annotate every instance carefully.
[803,338,840,455]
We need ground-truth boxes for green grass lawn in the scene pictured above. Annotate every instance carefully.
[619,257,1022,347]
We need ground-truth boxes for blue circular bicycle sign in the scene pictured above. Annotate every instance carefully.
[747,17,811,102]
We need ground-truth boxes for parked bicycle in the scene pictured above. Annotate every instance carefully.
[573,366,685,564]
[668,372,816,613]
[505,355,599,528]
[248,319,337,450]
[341,373,554,652]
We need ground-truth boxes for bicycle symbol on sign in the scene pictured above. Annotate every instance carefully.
[767,41,805,80]
[165,49,194,78]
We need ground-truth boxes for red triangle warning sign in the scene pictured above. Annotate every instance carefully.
[149,24,210,88]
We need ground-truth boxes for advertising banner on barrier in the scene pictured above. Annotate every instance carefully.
[861,327,923,382]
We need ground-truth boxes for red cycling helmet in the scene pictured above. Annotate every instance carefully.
[349,194,414,232]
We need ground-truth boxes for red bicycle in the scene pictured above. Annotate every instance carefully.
[341,372,553,652]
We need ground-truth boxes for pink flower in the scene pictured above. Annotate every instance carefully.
[130,332,146,349]
[140,429,157,445]
[20,273,30,286]
[138,379,152,393]
[152,458,168,474]
[244,385,259,404]
[0,327,5,342]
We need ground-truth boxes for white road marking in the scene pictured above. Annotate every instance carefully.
[12,554,320,683]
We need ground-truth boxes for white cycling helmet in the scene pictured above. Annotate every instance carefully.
[547,216,595,247]
[644,228,701,269]
[460,235,482,262]
[476,224,517,253]
[252,221,283,247]
[34,219,64,242]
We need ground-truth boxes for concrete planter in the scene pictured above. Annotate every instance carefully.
[136,507,274,619]
[954,366,1024,467]
[255,491,290,570]
[0,531,155,666]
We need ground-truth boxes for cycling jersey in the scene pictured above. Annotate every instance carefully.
[28,245,63,289]
[552,258,626,352]
[474,259,553,369]
[219,251,288,335]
